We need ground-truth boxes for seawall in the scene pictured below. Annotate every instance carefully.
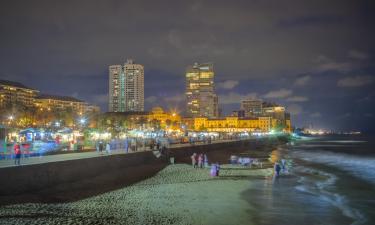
[0,136,287,205]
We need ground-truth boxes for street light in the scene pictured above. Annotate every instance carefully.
[80,118,86,125]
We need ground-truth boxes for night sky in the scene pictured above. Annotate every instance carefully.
[1,0,374,132]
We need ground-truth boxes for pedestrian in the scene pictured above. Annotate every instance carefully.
[99,140,104,154]
[204,154,208,168]
[281,159,286,171]
[106,142,111,154]
[274,162,281,176]
[210,164,217,176]
[124,138,129,153]
[216,163,220,176]
[191,153,197,168]
[156,141,160,151]
[198,153,204,168]
[14,142,21,166]
[95,141,99,153]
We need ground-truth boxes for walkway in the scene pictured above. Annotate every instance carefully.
[0,138,245,169]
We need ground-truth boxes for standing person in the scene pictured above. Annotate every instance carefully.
[204,154,208,168]
[95,141,99,153]
[281,159,286,172]
[191,153,197,168]
[14,142,21,166]
[210,164,217,177]
[274,162,281,177]
[124,138,129,153]
[216,163,220,176]
[106,142,111,154]
[99,140,104,154]
[134,139,138,152]
[198,154,204,168]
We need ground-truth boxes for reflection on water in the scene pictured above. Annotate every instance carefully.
[243,135,375,225]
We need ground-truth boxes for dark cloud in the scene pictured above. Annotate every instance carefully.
[0,0,375,131]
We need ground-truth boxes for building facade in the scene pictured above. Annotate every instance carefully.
[193,116,272,132]
[262,105,292,132]
[124,59,144,112]
[241,98,263,117]
[185,63,218,118]
[108,65,124,112]
[35,94,100,114]
[0,80,39,108]
[147,107,181,129]
[109,59,144,112]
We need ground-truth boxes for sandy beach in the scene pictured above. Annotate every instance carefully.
[0,163,273,225]
[1,136,372,225]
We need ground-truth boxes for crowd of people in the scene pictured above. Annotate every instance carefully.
[229,155,263,168]
[95,137,171,155]
[190,152,221,177]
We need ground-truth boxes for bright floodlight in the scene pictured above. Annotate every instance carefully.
[8,115,14,120]
[80,118,86,124]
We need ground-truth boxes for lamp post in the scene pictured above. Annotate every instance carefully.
[8,115,14,126]
[79,118,86,129]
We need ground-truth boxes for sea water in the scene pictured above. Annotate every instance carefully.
[242,135,375,225]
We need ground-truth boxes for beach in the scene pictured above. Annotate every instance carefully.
[1,135,374,225]
[0,164,273,225]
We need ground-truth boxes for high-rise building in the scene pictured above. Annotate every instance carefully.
[108,59,144,112]
[124,59,144,112]
[241,98,263,117]
[185,62,218,118]
[108,65,124,112]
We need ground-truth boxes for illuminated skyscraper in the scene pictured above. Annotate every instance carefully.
[108,59,144,112]
[185,62,218,118]
[124,59,144,112]
[108,65,124,112]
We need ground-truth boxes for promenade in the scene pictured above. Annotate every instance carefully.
[0,138,241,169]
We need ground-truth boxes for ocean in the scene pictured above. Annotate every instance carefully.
[243,135,375,225]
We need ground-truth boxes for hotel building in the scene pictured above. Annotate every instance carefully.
[0,80,39,108]
[35,94,100,114]
[185,62,218,118]
[109,59,144,112]
[193,116,272,132]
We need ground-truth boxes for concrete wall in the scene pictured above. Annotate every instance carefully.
[0,136,287,204]
[0,151,163,196]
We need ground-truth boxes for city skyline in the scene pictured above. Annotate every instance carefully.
[1,0,374,132]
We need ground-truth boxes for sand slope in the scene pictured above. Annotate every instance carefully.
[0,164,273,225]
